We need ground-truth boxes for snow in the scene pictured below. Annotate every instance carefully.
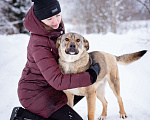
[0,26,150,120]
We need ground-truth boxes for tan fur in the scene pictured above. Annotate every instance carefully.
[56,33,147,120]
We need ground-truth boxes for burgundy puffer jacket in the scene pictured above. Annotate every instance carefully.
[18,6,92,118]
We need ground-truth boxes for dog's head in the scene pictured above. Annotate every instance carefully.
[56,33,89,62]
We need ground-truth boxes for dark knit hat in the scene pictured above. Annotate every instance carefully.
[31,0,61,20]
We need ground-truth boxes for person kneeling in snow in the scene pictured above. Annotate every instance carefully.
[10,0,100,120]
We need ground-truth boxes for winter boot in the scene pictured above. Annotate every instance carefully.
[10,107,45,120]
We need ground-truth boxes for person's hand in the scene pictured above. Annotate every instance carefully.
[86,60,101,84]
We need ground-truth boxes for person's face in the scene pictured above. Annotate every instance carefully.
[41,13,61,29]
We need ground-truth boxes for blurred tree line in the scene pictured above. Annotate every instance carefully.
[0,0,31,34]
[60,0,150,34]
[0,0,149,35]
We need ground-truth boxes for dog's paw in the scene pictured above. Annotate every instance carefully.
[120,113,127,119]
[98,116,106,120]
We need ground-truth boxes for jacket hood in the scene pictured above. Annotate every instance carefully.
[23,6,64,37]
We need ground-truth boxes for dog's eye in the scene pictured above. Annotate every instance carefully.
[65,38,69,41]
[76,39,80,42]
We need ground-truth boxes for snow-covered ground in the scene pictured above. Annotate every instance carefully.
[0,27,150,120]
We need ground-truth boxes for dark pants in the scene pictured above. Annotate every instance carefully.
[13,96,84,120]
[48,95,84,120]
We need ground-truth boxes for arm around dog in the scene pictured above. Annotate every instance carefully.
[32,38,92,90]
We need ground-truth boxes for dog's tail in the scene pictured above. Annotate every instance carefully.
[115,50,147,65]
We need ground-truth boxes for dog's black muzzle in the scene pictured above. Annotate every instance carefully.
[65,42,79,55]
[70,42,76,49]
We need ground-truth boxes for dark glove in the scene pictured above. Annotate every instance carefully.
[86,60,101,84]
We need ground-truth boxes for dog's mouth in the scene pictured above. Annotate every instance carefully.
[65,48,79,55]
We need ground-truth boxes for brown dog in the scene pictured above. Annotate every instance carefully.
[56,32,147,120]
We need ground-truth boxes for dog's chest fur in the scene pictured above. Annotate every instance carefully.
[59,53,92,95]
[59,53,90,74]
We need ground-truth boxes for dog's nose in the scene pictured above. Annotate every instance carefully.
[70,43,76,48]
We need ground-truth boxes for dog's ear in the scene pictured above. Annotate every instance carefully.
[83,37,89,51]
[56,35,62,48]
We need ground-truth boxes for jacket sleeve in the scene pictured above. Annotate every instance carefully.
[32,38,92,90]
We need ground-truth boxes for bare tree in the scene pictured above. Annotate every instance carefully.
[111,0,117,33]
[136,0,150,14]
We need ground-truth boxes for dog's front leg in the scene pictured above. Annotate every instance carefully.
[86,92,96,120]
[63,90,74,108]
